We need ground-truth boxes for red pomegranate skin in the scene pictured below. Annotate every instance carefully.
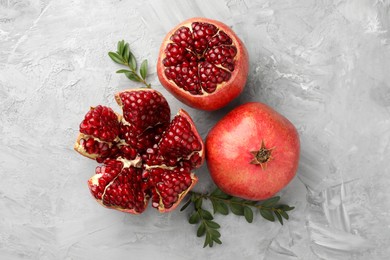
[206,102,300,200]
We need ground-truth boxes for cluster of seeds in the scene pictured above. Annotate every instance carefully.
[163,22,237,95]
[75,89,203,213]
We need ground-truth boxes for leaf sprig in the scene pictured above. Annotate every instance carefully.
[108,40,150,88]
[181,188,295,247]
[182,195,222,247]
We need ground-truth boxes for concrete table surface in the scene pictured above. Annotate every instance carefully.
[1,0,390,259]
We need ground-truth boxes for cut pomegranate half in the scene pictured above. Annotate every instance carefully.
[75,88,204,214]
[157,17,249,111]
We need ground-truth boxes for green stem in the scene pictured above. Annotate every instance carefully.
[125,62,151,88]
[189,191,276,211]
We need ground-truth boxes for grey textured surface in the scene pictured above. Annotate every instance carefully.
[1,0,390,259]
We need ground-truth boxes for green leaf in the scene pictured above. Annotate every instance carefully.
[279,210,289,220]
[128,53,137,70]
[243,200,258,206]
[211,188,225,197]
[108,52,125,64]
[211,188,232,199]
[212,236,222,244]
[123,43,130,63]
[275,211,283,225]
[140,60,148,80]
[211,199,228,215]
[211,199,218,214]
[197,222,206,237]
[117,40,124,55]
[278,204,295,211]
[244,206,253,223]
[125,71,142,82]
[209,228,221,238]
[189,211,200,224]
[200,209,213,220]
[195,198,202,210]
[203,232,212,248]
[230,203,244,216]
[206,220,220,229]
[260,209,275,222]
[180,199,192,211]
[231,197,245,203]
[262,196,280,207]
[116,69,131,74]
[215,201,229,215]
[191,195,198,202]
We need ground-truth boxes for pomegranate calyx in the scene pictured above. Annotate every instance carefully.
[250,140,274,168]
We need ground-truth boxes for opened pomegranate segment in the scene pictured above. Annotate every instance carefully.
[159,113,202,160]
[147,167,195,210]
[115,90,171,135]
[89,159,147,214]
[79,105,120,142]
[157,17,249,111]
[74,89,204,214]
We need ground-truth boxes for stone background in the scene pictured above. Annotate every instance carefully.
[1,0,390,259]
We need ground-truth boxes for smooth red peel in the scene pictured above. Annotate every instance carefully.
[206,102,300,200]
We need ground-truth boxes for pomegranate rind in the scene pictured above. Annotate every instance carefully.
[74,133,100,160]
[206,102,300,200]
[157,17,249,111]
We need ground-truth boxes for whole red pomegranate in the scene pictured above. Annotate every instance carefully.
[74,88,204,214]
[157,17,249,111]
[206,102,300,200]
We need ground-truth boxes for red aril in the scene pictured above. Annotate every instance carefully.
[74,88,204,213]
[157,17,249,111]
[206,102,300,200]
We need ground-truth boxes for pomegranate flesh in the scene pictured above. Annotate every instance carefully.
[157,17,249,111]
[74,89,204,213]
[206,102,300,200]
